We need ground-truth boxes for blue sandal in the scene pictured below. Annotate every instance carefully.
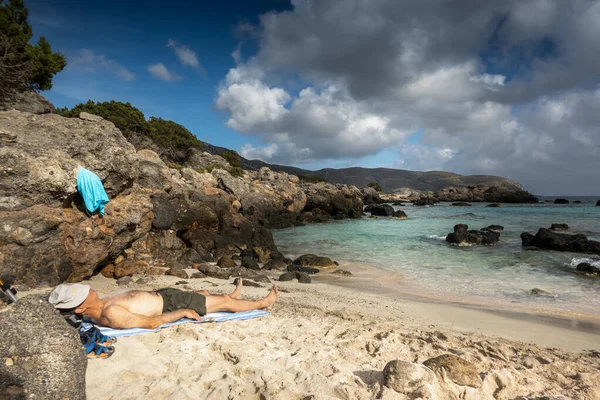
[85,342,115,359]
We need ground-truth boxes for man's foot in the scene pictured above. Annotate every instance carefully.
[263,284,278,308]
[230,278,243,299]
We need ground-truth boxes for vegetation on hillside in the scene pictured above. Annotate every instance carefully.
[56,100,204,163]
[367,181,383,192]
[298,174,327,183]
[0,0,66,104]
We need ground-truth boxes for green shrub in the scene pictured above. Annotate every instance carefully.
[218,150,242,168]
[367,181,383,192]
[229,166,245,177]
[298,174,327,183]
[56,101,204,163]
[0,0,66,103]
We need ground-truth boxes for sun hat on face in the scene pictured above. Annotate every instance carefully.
[49,284,91,309]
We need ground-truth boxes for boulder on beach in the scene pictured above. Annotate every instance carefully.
[287,264,320,274]
[392,210,408,219]
[383,360,438,395]
[293,254,337,270]
[554,198,570,204]
[423,354,482,388]
[521,228,600,254]
[550,223,570,231]
[446,224,501,246]
[0,296,87,399]
[364,204,394,216]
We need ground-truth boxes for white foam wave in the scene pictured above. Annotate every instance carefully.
[568,257,600,268]
[427,235,446,240]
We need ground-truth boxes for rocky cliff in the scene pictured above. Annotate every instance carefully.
[0,111,363,286]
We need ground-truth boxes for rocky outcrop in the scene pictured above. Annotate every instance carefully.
[364,204,394,216]
[446,224,501,246]
[0,295,86,399]
[434,185,538,203]
[0,110,365,286]
[0,90,54,114]
[361,187,383,205]
[521,228,600,255]
[302,182,363,221]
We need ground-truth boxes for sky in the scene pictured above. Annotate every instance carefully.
[25,0,600,195]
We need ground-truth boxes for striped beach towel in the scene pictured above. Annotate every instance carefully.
[81,310,269,338]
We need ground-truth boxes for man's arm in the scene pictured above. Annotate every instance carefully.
[100,306,201,329]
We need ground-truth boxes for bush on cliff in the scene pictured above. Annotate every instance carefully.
[0,0,66,104]
[56,100,204,163]
[219,149,242,168]
[368,181,383,192]
[298,174,327,183]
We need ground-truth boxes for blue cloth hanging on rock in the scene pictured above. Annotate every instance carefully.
[76,168,109,216]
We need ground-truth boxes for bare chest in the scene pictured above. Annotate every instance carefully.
[103,291,163,316]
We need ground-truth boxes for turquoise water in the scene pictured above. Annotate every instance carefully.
[273,198,600,318]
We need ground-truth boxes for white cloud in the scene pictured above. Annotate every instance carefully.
[215,0,600,194]
[70,49,135,81]
[168,39,205,76]
[147,63,181,81]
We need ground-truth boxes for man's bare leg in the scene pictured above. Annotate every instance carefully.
[204,285,278,313]
[229,278,243,299]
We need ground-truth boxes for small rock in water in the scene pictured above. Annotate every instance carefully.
[486,203,501,207]
[287,264,320,274]
[576,263,600,275]
[451,202,472,207]
[554,198,570,204]
[423,354,481,388]
[332,269,353,276]
[392,210,408,219]
[482,224,504,232]
[550,223,570,230]
[530,288,552,296]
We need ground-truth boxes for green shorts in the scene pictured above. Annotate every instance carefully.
[156,288,207,316]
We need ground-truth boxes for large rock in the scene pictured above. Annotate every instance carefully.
[364,204,394,216]
[423,354,482,388]
[392,210,408,219]
[383,360,438,395]
[303,182,363,220]
[362,186,383,205]
[0,295,86,399]
[293,254,337,270]
[446,224,500,246]
[521,228,600,254]
[0,90,54,114]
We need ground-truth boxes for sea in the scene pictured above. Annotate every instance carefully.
[273,196,600,320]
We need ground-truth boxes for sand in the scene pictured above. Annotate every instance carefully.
[66,269,600,400]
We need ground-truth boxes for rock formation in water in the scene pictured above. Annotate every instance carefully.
[446,224,501,246]
[521,228,600,255]
[0,110,363,286]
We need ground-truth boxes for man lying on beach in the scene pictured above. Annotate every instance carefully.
[49,279,278,329]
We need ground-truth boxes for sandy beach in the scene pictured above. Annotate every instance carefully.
[50,267,600,400]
